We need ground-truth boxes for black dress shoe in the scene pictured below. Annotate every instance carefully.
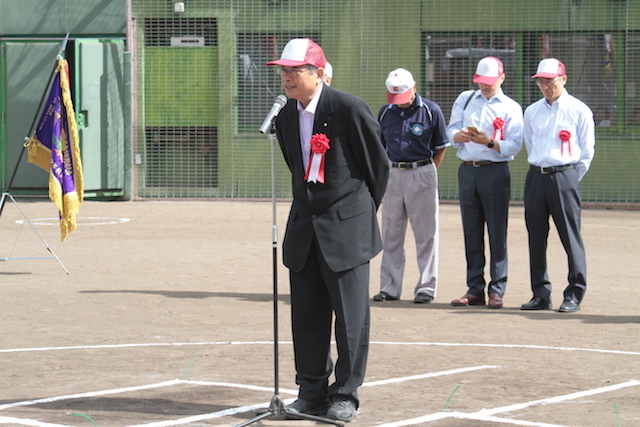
[326,397,357,422]
[414,292,433,303]
[520,296,552,310]
[558,298,580,312]
[286,398,330,416]
[373,291,398,301]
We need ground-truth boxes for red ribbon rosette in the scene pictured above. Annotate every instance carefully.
[559,130,572,156]
[492,117,505,140]
[305,133,331,183]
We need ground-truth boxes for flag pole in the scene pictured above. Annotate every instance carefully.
[0,33,70,217]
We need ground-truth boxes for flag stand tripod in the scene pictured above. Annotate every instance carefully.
[0,192,69,275]
[0,34,70,274]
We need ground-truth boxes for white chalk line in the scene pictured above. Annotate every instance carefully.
[15,217,131,226]
[180,379,297,395]
[0,379,294,427]
[2,340,639,357]
[0,341,274,354]
[0,366,497,426]
[1,341,638,426]
[0,380,182,411]
[362,365,499,387]
[376,379,640,427]
[0,415,69,427]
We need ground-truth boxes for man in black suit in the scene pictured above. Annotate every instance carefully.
[267,38,388,423]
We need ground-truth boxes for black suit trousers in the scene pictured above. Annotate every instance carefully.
[289,236,370,406]
[458,162,510,296]
[524,167,587,302]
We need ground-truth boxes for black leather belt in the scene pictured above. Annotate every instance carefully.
[530,164,575,174]
[463,160,507,167]
[392,159,432,170]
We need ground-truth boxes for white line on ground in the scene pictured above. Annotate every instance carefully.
[1,341,639,357]
[0,380,181,411]
[15,217,131,226]
[0,366,499,426]
[126,398,295,427]
[370,341,640,357]
[1,342,638,426]
[375,379,640,427]
[477,379,640,416]
[180,379,298,395]
[362,365,499,387]
[0,415,72,427]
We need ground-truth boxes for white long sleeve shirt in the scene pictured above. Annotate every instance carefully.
[524,90,595,180]
[447,88,524,162]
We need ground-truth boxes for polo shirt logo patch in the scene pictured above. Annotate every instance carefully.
[411,123,423,136]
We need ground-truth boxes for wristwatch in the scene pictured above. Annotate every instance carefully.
[487,139,495,149]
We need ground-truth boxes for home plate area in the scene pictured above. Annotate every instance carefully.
[0,341,638,427]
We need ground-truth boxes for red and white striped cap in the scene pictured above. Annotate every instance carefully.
[267,38,327,69]
[532,58,566,78]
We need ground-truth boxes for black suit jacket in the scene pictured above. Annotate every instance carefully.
[275,85,389,273]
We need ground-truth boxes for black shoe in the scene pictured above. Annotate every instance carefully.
[326,397,357,422]
[414,292,433,303]
[558,298,580,313]
[373,291,398,301]
[520,296,552,310]
[286,398,330,416]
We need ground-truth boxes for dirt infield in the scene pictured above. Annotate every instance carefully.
[0,198,639,427]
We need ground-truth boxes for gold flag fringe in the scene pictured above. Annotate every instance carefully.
[57,58,84,242]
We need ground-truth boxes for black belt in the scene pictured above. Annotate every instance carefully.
[530,164,575,174]
[462,160,507,167]
[391,159,432,170]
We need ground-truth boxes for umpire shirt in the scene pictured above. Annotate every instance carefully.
[379,94,449,162]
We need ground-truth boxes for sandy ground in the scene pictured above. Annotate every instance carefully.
[0,198,639,427]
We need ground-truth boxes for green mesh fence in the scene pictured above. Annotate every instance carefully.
[130,0,640,204]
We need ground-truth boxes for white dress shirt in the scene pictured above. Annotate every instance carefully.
[524,89,595,180]
[298,84,324,171]
[447,88,524,162]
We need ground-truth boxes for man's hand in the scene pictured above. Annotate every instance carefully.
[467,127,492,145]
[454,128,473,143]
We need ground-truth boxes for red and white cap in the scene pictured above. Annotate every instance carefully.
[324,62,333,79]
[473,57,504,85]
[266,38,326,69]
[532,58,566,78]
[385,68,415,104]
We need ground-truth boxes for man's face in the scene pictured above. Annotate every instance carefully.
[478,75,505,99]
[396,87,417,108]
[278,66,322,107]
[536,75,567,104]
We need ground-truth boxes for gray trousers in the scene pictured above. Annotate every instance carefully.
[524,167,587,303]
[458,162,510,297]
[379,163,439,299]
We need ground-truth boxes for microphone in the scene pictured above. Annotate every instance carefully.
[259,95,288,134]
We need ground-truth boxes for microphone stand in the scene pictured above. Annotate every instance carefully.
[236,121,343,427]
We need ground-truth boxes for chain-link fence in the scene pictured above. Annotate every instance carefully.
[130,0,640,204]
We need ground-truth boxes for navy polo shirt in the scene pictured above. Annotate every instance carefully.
[378,93,450,162]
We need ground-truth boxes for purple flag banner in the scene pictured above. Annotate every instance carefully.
[26,58,84,242]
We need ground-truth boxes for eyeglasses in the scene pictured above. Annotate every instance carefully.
[536,76,564,87]
[276,66,314,76]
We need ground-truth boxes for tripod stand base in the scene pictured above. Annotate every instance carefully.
[236,395,345,427]
[0,192,69,274]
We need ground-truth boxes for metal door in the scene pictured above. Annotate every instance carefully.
[75,38,125,195]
